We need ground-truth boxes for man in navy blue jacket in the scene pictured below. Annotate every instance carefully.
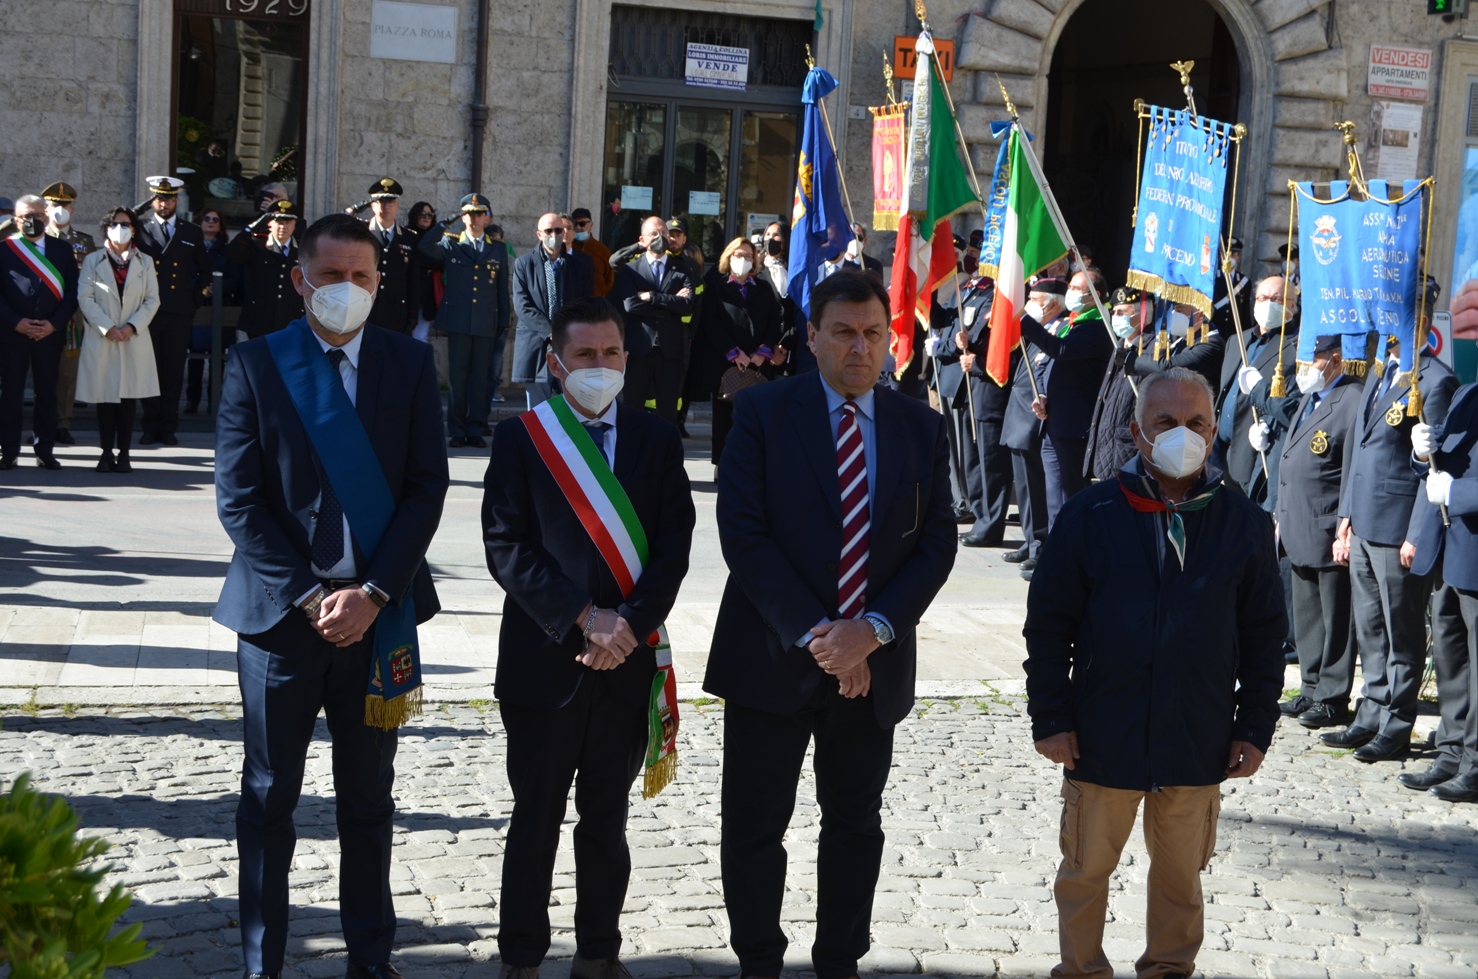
[0,194,80,468]
[706,270,956,979]
[510,212,595,408]
[1025,367,1286,979]
[1408,382,1478,802]
[214,215,449,979]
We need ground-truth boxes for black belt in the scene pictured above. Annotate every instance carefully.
[320,578,358,590]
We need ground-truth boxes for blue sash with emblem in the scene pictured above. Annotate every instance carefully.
[266,318,422,729]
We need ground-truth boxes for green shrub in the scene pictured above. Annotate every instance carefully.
[0,773,151,979]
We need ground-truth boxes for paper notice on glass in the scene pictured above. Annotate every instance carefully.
[620,186,654,210]
[689,191,722,215]
[1367,101,1424,184]
[746,212,781,236]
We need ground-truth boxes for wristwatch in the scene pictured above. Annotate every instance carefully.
[862,613,894,647]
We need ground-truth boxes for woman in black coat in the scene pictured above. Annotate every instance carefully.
[406,201,439,341]
[699,237,785,464]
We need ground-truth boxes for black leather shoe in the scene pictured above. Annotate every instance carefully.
[1319,725,1376,749]
[1398,765,1456,791]
[1431,772,1478,803]
[1354,734,1409,762]
[466,435,488,449]
[54,427,75,445]
[35,453,61,470]
[1020,567,1034,581]
[244,972,281,979]
[159,433,179,446]
[0,455,16,470]
[448,436,467,448]
[345,964,405,979]
[570,954,633,979]
[1003,549,1029,564]
[114,453,133,473]
[953,504,975,524]
[1297,702,1350,729]
[960,531,1002,548]
[139,433,159,446]
[1279,694,1313,717]
[96,451,116,473]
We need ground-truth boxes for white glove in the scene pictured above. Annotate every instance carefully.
[926,332,949,357]
[1248,420,1271,453]
[1427,470,1454,506]
[1236,364,1264,395]
[1412,422,1434,461]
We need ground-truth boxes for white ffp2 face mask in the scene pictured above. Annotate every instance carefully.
[556,355,625,416]
[1024,300,1044,323]
[107,225,133,246]
[304,273,377,335]
[1253,300,1284,331]
[1167,309,1191,338]
[1296,363,1324,395]
[729,256,753,277]
[1144,426,1208,480]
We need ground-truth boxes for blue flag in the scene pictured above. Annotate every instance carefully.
[1295,179,1424,370]
[789,66,854,320]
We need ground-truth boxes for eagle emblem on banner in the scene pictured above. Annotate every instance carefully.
[1311,214,1342,266]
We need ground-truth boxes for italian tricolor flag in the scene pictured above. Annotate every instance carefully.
[984,126,1069,386]
[887,31,977,377]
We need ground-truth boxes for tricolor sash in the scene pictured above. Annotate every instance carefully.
[6,235,64,301]
[520,395,680,797]
[266,319,423,729]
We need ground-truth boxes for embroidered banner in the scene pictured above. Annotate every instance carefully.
[870,104,907,232]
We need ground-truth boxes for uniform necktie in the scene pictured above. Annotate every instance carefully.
[311,349,348,570]
[583,421,611,468]
[545,256,561,315]
[385,230,393,248]
[835,401,869,619]
[162,221,172,244]
[652,260,664,283]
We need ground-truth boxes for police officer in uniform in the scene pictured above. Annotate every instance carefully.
[42,181,97,446]
[227,199,304,339]
[418,193,509,448]
[134,176,209,446]
[1210,236,1252,339]
[1321,321,1456,761]
[360,178,419,334]
[953,276,1012,547]
[1274,334,1365,729]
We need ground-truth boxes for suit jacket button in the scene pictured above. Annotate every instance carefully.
[826,562,837,571]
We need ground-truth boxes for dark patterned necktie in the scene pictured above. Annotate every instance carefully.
[584,421,611,468]
[310,349,347,571]
[546,256,561,315]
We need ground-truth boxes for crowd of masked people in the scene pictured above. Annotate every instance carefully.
[924,231,1478,804]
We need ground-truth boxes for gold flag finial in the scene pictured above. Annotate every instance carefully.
[1170,60,1195,88]
[805,43,816,70]
[995,74,1018,119]
[915,0,928,24]
[1333,119,1358,146]
[883,51,897,105]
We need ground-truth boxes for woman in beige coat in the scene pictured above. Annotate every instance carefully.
[77,207,161,471]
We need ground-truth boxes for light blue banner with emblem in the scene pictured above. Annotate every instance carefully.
[1294,179,1425,371]
[1126,106,1235,317]
[977,120,1014,280]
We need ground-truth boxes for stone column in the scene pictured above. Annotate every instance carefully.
[134,0,174,196]
[302,0,344,219]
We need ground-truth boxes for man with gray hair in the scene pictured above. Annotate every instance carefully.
[1025,366,1287,979]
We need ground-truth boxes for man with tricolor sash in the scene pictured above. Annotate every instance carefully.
[0,193,79,469]
[482,294,694,979]
[214,215,449,979]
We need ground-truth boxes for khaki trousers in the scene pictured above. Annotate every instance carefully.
[1052,777,1220,979]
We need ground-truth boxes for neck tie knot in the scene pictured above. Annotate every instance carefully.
[583,421,611,466]
[327,348,346,369]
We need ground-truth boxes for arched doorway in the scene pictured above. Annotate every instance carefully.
[1042,0,1242,280]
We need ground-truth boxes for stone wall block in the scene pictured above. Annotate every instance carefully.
[1268,10,1328,63]
[957,15,1041,75]
[1270,125,1343,169]
[1254,0,1331,33]
[1271,96,1336,130]
[1273,48,1348,100]
[984,0,1055,39]
[75,38,121,84]
[383,62,453,104]
[976,71,1035,109]
[957,102,997,144]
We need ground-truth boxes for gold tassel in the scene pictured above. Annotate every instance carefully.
[1269,365,1287,398]
[1408,386,1423,419]
[1343,358,1368,378]
[1153,330,1170,361]
[641,751,678,799]
[364,686,424,731]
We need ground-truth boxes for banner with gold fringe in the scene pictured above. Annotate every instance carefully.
[870,104,907,231]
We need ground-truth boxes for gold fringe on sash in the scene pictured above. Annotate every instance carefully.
[642,750,678,800]
[364,685,424,731]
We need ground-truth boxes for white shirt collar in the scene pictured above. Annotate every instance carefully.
[818,373,875,422]
[313,327,365,369]
[572,397,618,429]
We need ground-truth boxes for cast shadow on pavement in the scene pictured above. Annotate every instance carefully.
[0,535,228,594]
[0,461,216,492]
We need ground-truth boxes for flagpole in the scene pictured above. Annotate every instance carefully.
[1215,234,1270,480]
[950,272,980,441]
[807,45,858,226]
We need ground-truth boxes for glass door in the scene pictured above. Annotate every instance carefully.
[738,110,798,239]
[672,106,733,261]
[601,101,667,249]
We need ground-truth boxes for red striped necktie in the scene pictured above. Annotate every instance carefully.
[836,400,870,619]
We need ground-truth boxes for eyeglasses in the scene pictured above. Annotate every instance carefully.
[200,215,220,223]
[574,220,592,228]
[109,222,133,229]
[538,228,562,234]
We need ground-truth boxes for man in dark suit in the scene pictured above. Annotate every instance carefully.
[227,200,305,339]
[511,211,595,408]
[610,215,694,422]
[842,223,884,278]
[214,215,449,979]
[1019,275,1114,533]
[1215,276,1301,500]
[0,193,80,469]
[952,277,1011,546]
[135,175,210,446]
[360,178,420,334]
[1002,330,1048,578]
[927,292,972,519]
[705,270,956,979]
[417,194,510,449]
[1274,334,1365,729]
[483,295,694,979]
[1320,326,1457,761]
[1408,384,1478,801]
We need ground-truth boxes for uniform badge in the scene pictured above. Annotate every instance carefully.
[1310,430,1330,455]
[389,645,415,686]
[1385,402,1407,428]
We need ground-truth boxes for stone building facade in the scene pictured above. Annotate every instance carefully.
[1,0,1474,295]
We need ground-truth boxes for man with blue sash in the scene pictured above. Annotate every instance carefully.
[214,214,449,979]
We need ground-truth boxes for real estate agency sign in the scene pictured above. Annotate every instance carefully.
[1368,45,1432,102]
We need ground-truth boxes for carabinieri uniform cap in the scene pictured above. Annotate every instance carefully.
[147,175,185,197]
[266,199,300,221]
[459,193,491,214]
[1031,276,1069,296]
[41,182,79,205]
[370,178,403,200]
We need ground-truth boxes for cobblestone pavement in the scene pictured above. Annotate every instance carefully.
[4,699,1477,979]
